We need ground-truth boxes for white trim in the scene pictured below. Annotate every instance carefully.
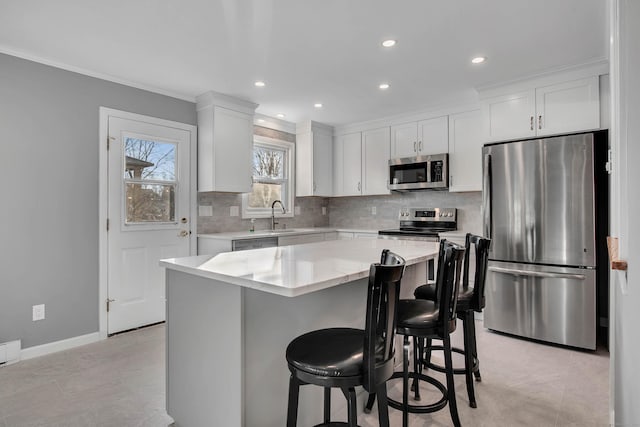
[20,332,101,361]
[254,114,296,134]
[99,107,197,339]
[0,46,196,102]
[195,91,258,114]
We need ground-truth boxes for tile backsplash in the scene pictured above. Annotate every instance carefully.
[198,190,482,235]
[328,191,483,234]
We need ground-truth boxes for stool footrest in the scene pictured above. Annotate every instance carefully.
[313,423,360,427]
[425,345,479,375]
[387,371,448,414]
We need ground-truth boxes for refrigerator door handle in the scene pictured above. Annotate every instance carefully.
[488,266,586,280]
[483,153,492,239]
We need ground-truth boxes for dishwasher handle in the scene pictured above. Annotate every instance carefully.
[488,266,586,281]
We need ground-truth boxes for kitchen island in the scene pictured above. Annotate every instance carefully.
[160,239,439,427]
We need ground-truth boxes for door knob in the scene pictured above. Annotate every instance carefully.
[181,217,188,224]
[178,230,189,237]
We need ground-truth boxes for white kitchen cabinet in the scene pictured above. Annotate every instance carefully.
[295,121,333,197]
[337,232,354,240]
[448,109,483,192]
[278,233,325,246]
[391,116,448,158]
[362,127,391,195]
[482,76,599,142]
[197,91,258,192]
[333,132,362,196]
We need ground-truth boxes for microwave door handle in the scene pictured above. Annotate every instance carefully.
[426,160,431,183]
[483,153,492,239]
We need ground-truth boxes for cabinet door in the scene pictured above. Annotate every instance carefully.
[418,116,449,154]
[482,90,536,142]
[449,110,483,192]
[535,76,600,136]
[212,106,253,192]
[312,131,333,196]
[335,133,362,196]
[391,122,418,158]
[362,127,391,195]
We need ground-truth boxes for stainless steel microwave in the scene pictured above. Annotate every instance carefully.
[388,154,448,191]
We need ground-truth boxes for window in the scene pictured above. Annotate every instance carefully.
[242,136,294,218]
[123,137,177,224]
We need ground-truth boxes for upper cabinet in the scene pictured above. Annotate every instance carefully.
[448,110,483,192]
[362,127,391,195]
[482,76,600,142]
[333,128,390,196]
[197,91,258,192]
[391,116,448,158]
[295,121,334,197]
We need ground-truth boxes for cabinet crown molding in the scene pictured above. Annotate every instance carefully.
[196,90,258,114]
[296,120,334,135]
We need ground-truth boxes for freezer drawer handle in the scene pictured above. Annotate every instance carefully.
[488,266,586,280]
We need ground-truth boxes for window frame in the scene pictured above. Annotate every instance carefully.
[241,135,295,219]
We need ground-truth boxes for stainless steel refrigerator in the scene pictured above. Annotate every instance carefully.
[482,131,608,350]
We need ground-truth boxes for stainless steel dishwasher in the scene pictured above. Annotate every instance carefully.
[231,237,279,251]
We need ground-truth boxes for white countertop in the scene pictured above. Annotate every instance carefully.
[197,227,379,240]
[161,239,439,297]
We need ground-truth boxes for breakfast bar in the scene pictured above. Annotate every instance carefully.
[160,239,439,427]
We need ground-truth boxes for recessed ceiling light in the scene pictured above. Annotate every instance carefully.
[254,81,266,87]
[471,56,486,64]
[314,103,323,108]
[276,113,285,119]
[379,83,390,90]
[382,39,396,48]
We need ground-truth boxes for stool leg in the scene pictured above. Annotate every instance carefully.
[443,334,462,427]
[376,382,390,427]
[469,313,482,382]
[343,387,357,427]
[364,392,376,413]
[424,337,433,368]
[412,336,421,401]
[324,387,331,423]
[462,311,477,408]
[286,374,300,427]
[402,335,410,427]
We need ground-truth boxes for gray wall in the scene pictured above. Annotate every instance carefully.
[0,54,196,348]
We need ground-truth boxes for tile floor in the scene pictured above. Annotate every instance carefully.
[0,322,609,426]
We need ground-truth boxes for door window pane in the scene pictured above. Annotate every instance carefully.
[125,183,176,223]
[124,138,176,181]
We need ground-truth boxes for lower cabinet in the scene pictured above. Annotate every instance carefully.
[278,233,326,246]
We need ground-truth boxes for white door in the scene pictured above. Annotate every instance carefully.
[107,117,192,334]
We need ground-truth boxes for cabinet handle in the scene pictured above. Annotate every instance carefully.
[313,182,317,192]
[419,141,423,151]
[538,115,542,130]
[414,141,417,152]
[530,116,534,131]
[357,182,361,192]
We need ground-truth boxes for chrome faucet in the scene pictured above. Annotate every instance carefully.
[271,200,286,230]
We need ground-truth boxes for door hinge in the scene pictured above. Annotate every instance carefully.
[106,219,110,231]
[107,136,114,150]
[106,298,115,312]
[605,149,613,174]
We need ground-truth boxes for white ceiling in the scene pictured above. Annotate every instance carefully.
[0,0,608,126]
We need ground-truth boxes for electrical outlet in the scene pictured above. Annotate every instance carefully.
[230,206,239,217]
[32,304,45,321]
[322,206,327,216]
[371,206,377,215]
[198,205,213,217]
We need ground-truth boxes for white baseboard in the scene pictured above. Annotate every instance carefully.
[21,332,102,361]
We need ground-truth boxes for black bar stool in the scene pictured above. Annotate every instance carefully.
[366,240,465,427]
[414,233,491,408]
[285,249,406,427]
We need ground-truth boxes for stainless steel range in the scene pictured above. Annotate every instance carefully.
[378,207,457,242]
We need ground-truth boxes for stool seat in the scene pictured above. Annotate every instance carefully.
[287,328,373,378]
[414,283,475,311]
